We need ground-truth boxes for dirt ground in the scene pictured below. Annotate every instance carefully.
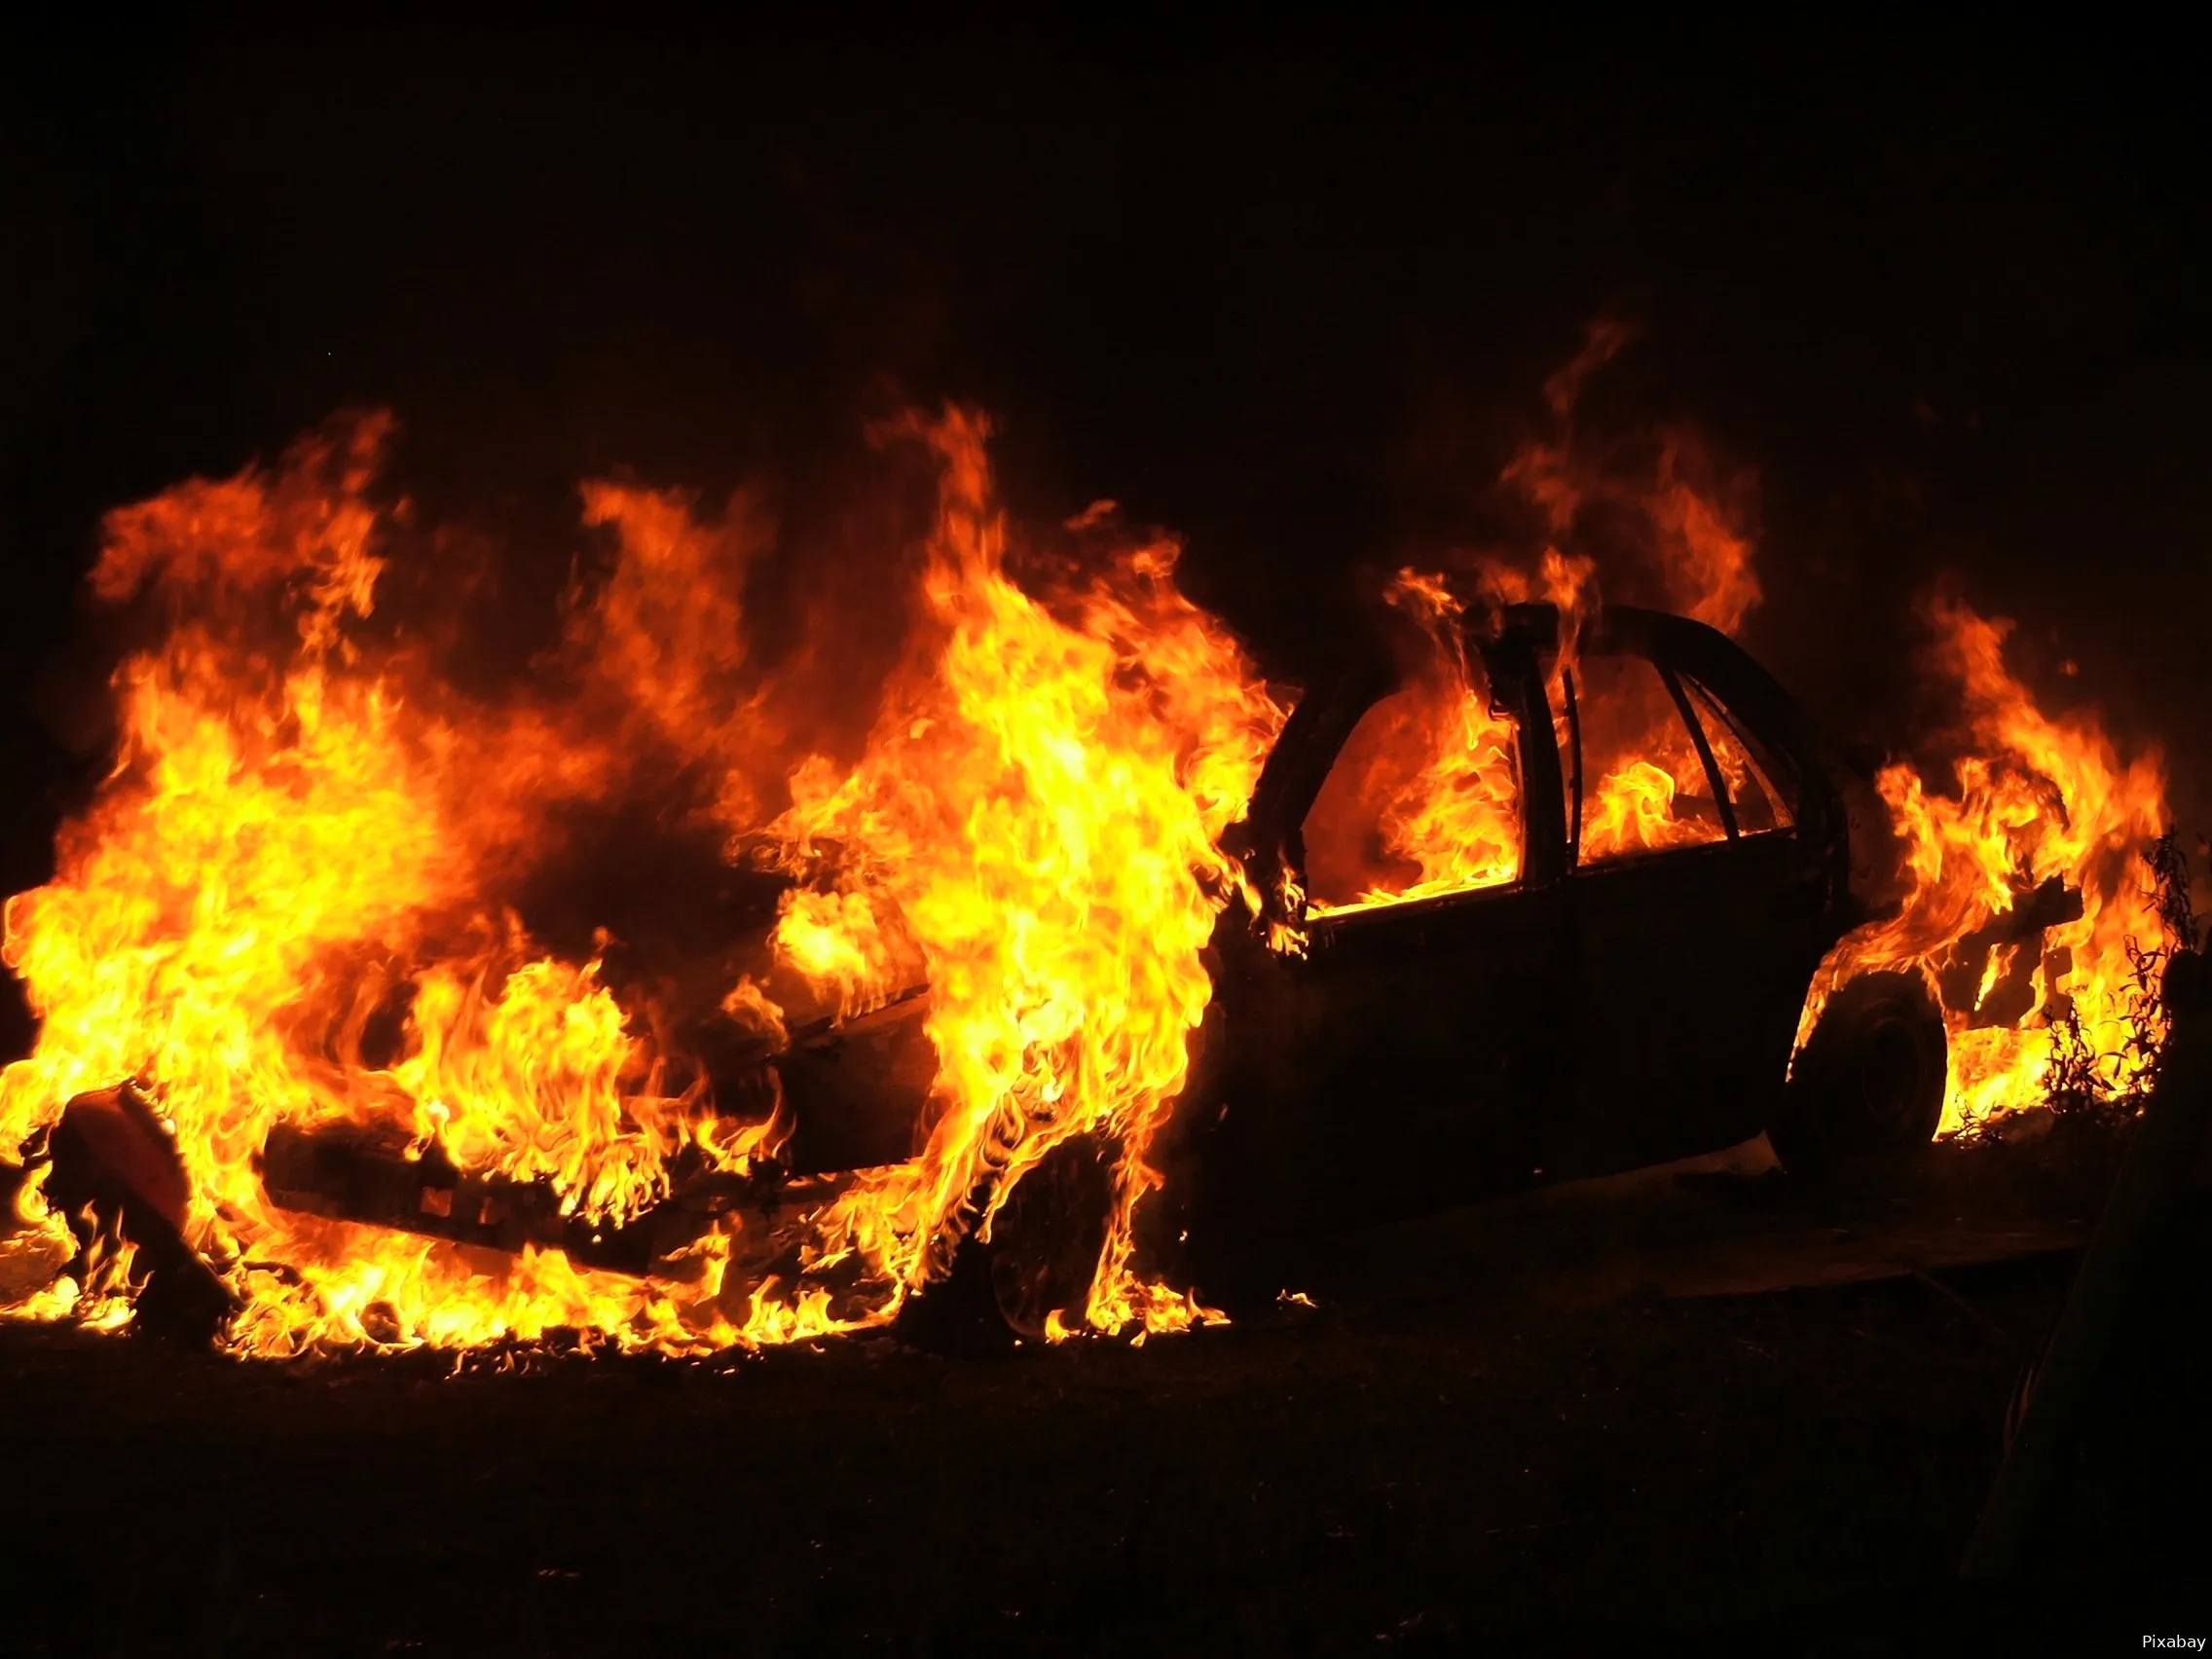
[2,1114,2205,1655]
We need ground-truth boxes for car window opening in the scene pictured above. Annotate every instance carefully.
[1571,651,1733,862]
[1302,653,1523,917]
[1659,662,1740,841]
[1683,676,1792,832]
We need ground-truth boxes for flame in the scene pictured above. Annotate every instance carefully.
[1299,324,2171,1152]
[0,359,2173,1358]
[0,419,775,1352]
[1308,328,1769,918]
[762,411,1283,1332]
[1799,596,2170,1131]
[1644,436,1760,636]
[1303,571,1523,916]
[0,407,1282,1354]
[1501,322,1758,636]
[1504,376,1762,864]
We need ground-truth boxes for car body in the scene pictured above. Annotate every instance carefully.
[1143,601,1862,1290]
[56,599,1911,1341]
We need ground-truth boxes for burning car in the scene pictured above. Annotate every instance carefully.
[1,412,2157,1355]
[1147,598,1949,1299]
[37,592,1990,1342]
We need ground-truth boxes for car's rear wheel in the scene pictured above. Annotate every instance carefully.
[1769,970,1948,1179]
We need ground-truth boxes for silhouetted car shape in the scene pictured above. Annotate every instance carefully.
[1213,606,1864,1188]
[987,601,1953,1335]
[55,601,1970,1345]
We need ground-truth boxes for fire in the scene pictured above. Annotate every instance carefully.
[0,418,771,1352]
[0,408,1281,1353]
[1302,571,1523,916]
[1289,321,2174,1145]
[758,410,1283,1332]
[1520,349,2173,1131]
[1797,596,2171,1131]
[1305,322,1772,916]
[0,353,2175,1358]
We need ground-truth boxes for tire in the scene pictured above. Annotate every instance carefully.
[985,1134,1118,1341]
[1769,970,1947,1180]
[892,1134,1118,1352]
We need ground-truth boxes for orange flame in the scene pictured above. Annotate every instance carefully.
[0,359,2176,1359]
[765,411,1282,1332]
[1303,571,1522,916]
[1801,597,2170,1130]
[1297,323,2171,1154]
[0,408,1282,1353]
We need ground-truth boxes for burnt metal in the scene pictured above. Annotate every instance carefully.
[257,1122,845,1278]
[44,1086,232,1346]
[1936,874,2085,1030]
[1484,615,1570,885]
[1658,659,1740,842]
[1153,601,1863,1298]
[777,989,939,1175]
[260,1122,650,1272]
[1561,667,1584,855]
[985,1133,1119,1340]
[247,601,1891,1336]
[1770,969,1949,1176]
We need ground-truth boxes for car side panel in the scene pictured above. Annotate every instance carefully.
[1549,832,1829,1179]
[1177,879,1570,1242]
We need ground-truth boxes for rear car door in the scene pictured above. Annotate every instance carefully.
[1546,609,1844,1178]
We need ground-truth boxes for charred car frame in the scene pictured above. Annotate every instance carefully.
[45,602,2042,1342]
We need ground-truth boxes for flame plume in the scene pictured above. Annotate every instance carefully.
[0,367,2176,1356]
[766,411,1283,1334]
[1,409,1282,1353]
[1799,597,2171,1130]
[1296,329,2172,1137]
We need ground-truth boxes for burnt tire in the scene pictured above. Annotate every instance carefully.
[1769,970,1947,1180]
[893,1134,1118,1352]
[985,1134,1118,1341]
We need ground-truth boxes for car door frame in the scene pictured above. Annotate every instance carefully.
[1158,611,1573,1255]
[1542,606,1858,1175]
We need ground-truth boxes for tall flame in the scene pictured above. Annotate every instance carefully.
[1800,596,2170,1130]
[1,408,1283,1353]
[765,412,1283,1333]
[1298,326,2172,1145]
[0,362,2176,1358]
[1302,571,1523,916]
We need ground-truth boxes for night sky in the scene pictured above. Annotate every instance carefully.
[3,14,2205,893]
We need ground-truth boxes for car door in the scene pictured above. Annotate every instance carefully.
[1186,622,1573,1237]
[1546,609,1843,1178]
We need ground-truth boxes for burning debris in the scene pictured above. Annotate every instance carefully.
[0,409,1283,1354]
[0,367,2178,1360]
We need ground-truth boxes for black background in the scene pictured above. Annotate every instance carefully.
[3,11,2205,893]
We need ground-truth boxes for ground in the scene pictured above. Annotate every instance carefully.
[1,1115,2204,1655]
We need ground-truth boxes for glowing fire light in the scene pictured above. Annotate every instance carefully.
[1290,324,2171,1135]
[1796,597,2171,1132]
[0,409,1281,1354]
[0,362,2173,1358]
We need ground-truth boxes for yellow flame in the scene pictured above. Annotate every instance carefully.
[765,411,1283,1333]
[1,408,1282,1353]
[1800,598,2169,1132]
